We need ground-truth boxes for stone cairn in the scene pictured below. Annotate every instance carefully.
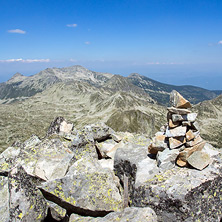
[148,90,211,170]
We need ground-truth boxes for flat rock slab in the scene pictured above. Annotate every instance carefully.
[169,137,185,149]
[167,107,191,114]
[69,207,157,222]
[172,113,197,122]
[187,151,211,170]
[39,171,123,217]
[132,157,222,222]
[165,126,187,137]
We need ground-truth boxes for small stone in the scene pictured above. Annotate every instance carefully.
[168,119,180,129]
[202,143,220,157]
[169,137,186,149]
[165,126,187,137]
[186,130,195,141]
[176,141,206,167]
[167,107,191,114]
[157,148,180,171]
[170,90,192,108]
[148,135,168,154]
[186,135,203,147]
[191,121,200,131]
[172,113,197,122]
[187,151,211,170]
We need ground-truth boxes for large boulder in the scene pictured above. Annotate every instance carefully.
[0,176,9,222]
[0,137,74,181]
[8,165,48,221]
[39,155,123,217]
[132,156,222,221]
[69,207,157,222]
[114,142,159,199]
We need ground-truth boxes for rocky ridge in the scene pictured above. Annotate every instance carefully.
[0,92,222,221]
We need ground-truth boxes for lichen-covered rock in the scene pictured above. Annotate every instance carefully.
[39,160,123,217]
[47,200,67,221]
[0,135,74,181]
[114,143,158,198]
[0,146,20,175]
[132,156,222,222]
[8,165,48,221]
[47,116,73,136]
[0,176,9,222]
[69,207,157,222]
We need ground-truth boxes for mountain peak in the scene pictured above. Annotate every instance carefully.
[7,72,26,83]
[128,73,142,78]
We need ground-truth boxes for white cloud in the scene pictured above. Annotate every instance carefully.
[66,24,77,27]
[145,62,183,65]
[0,58,50,63]
[7,29,26,34]
[69,59,78,62]
[85,41,90,45]
[218,40,222,45]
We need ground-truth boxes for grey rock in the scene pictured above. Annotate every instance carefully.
[203,143,220,157]
[69,207,157,222]
[170,90,192,108]
[0,146,20,175]
[0,138,74,181]
[148,135,168,154]
[157,148,179,171]
[47,116,73,136]
[114,143,149,197]
[39,162,123,216]
[98,159,114,171]
[8,165,48,221]
[165,126,187,137]
[167,107,191,114]
[191,121,200,131]
[187,151,211,170]
[172,113,197,122]
[47,200,67,221]
[132,157,222,222]
[71,123,114,148]
[0,176,9,222]
[96,139,118,159]
[135,158,159,188]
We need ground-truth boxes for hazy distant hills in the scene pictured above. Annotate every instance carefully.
[128,73,222,105]
[0,65,222,152]
[0,65,221,105]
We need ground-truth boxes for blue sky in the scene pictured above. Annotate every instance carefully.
[0,0,222,89]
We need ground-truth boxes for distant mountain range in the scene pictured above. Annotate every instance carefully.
[0,65,221,105]
[0,65,222,152]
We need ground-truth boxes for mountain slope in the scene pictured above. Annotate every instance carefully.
[193,95,222,148]
[0,81,166,152]
[128,73,222,105]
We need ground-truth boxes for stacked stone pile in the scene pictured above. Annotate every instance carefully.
[148,90,211,170]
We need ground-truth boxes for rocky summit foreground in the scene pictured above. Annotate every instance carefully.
[0,91,222,221]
